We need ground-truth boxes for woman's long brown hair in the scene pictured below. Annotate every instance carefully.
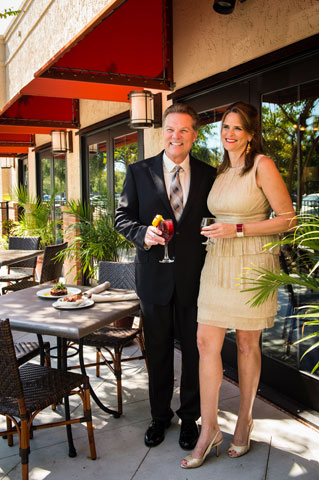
[218,101,263,176]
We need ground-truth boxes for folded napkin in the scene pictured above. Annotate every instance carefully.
[91,291,138,302]
[84,281,111,298]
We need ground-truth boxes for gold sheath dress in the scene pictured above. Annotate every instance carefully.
[197,156,280,330]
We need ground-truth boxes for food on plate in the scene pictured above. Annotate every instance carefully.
[62,293,83,303]
[50,282,67,296]
[152,214,163,227]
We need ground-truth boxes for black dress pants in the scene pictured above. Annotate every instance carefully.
[141,291,200,423]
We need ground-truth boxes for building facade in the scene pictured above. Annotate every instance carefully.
[0,0,318,418]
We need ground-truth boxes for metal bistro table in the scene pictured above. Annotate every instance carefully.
[0,283,140,455]
[0,249,43,267]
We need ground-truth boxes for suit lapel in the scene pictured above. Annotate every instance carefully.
[178,156,203,225]
[148,152,174,216]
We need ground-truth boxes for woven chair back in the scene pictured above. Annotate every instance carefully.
[98,261,135,290]
[8,236,41,269]
[39,242,68,283]
[0,319,24,401]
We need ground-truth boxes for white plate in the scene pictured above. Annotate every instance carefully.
[52,298,94,310]
[37,287,81,299]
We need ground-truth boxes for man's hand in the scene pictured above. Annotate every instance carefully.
[144,225,165,246]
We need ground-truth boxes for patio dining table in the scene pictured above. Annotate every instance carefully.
[0,249,43,267]
[0,282,140,456]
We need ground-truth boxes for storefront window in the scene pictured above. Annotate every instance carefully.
[88,141,107,212]
[193,109,225,167]
[84,121,141,215]
[262,80,319,210]
[261,80,319,378]
[114,132,138,209]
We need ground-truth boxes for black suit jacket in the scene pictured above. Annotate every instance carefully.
[115,151,216,306]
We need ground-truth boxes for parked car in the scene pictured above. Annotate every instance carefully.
[300,193,319,216]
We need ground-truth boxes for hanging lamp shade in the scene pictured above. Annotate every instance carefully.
[128,90,154,129]
[51,130,68,153]
[0,157,15,168]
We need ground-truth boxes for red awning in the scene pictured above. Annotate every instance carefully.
[35,0,173,90]
[0,133,35,155]
[0,133,35,146]
[0,95,79,129]
[0,147,29,155]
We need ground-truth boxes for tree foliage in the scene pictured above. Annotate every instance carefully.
[262,99,319,196]
[192,124,222,167]
[0,8,20,19]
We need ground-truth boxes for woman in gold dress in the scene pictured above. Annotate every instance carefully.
[181,102,296,469]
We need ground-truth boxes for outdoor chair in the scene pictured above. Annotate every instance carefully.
[0,236,41,285]
[72,261,148,416]
[2,242,68,294]
[14,337,51,367]
[1,338,52,447]
[0,318,96,480]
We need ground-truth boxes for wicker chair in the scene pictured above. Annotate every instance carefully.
[73,261,148,416]
[0,318,96,480]
[14,337,50,367]
[0,236,41,284]
[2,242,68,294]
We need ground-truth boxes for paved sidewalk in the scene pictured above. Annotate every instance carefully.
[0,329,318,480]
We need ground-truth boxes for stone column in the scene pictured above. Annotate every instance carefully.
[61,206,82,285]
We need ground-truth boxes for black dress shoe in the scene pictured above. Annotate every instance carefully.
[144,419,171,447]
[179,420,199,450]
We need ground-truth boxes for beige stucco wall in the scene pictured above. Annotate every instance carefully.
[173,0,319,90]
[0,37,5,109]
[3,0,116,105]
[66,131,80,201]
[79,99,129,129]
[27,148,37,197]
[1,168,11,200]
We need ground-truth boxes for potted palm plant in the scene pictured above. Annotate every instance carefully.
[58,199,134,281]
[13,185,59,248]
[241,212,319,373]
[57,199,134,328]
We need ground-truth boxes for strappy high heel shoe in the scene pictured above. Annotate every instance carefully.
[228,421,254,458]
[180,431,223,469]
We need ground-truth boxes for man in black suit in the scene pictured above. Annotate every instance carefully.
[115,103,216,449]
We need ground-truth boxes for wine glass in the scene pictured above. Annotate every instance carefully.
[158,219,174,263]
[201,217,215,245]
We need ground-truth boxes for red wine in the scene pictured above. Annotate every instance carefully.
[158,219,174,243]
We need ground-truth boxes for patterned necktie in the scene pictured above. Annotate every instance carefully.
[170,165,184,221]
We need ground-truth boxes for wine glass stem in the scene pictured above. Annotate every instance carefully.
[163,243,169,260]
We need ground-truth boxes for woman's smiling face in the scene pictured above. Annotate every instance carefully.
[221,112,252,156]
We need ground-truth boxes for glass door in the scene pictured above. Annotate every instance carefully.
[88,137,108,214]
[113,131,138,210]
[38,149,66,242]
[84,123,141,215]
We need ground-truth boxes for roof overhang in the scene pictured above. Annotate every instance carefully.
[0,0,172,144]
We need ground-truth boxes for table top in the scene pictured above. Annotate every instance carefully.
[0,249,43,267]
[0,283,140,339]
